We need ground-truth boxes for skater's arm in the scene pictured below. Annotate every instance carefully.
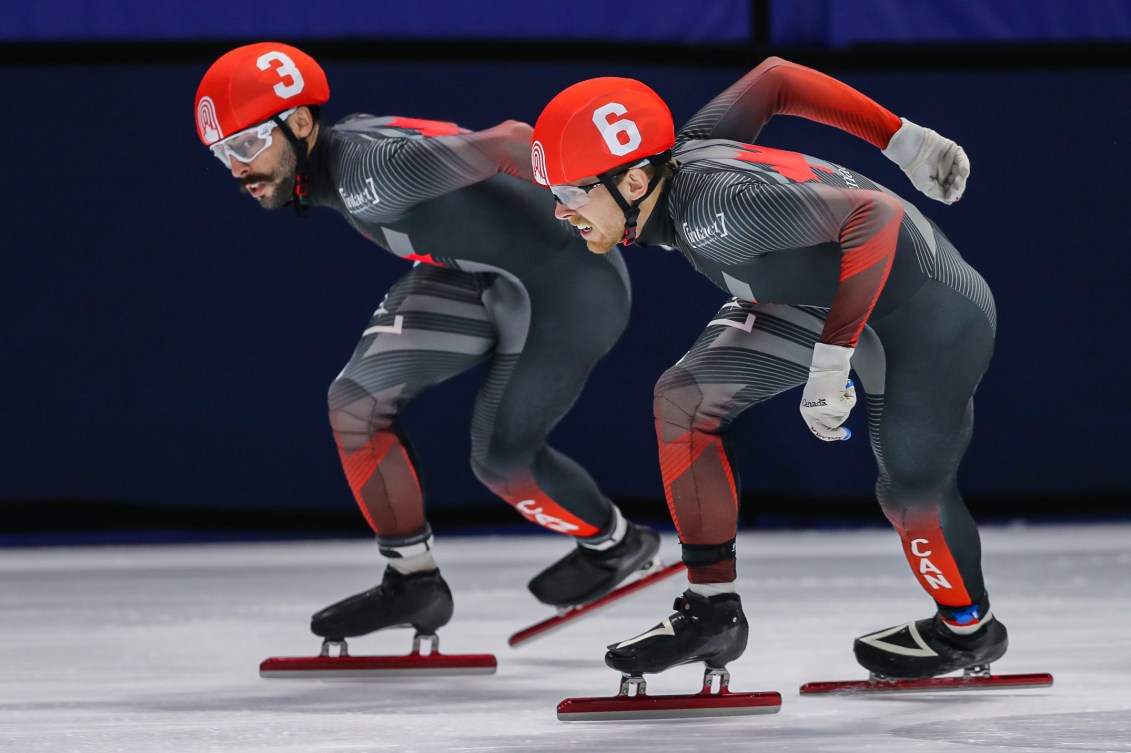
[679,57,902,147]
[680,58,969,203]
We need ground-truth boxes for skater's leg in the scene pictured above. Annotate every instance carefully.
[329,266,494,548]
[606,302,820,675]
[855,280,1005,677]
[655,302,818,585]
[865,282,996,620]
[468,256,629,538]
[468,256,658,605]
[316,267,494,639]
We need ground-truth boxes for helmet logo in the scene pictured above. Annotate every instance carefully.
[531,140,549,186]
[197,96,223,144]
[592,103,642,157]
[257,51,306,100]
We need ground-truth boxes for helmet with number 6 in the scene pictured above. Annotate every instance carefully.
[195,42,330,147]
[531,77,674,187]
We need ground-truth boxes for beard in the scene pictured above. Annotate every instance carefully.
[239,145,298,210]
[586,237,618,255]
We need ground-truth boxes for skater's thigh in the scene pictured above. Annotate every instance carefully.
[473,259,629,448]
[656,300,823,429]
[332,265,497,408]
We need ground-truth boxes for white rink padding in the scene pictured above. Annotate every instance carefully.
[1,523,1128,752]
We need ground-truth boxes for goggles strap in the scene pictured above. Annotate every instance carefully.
[272,112,311,218]
[599,151,672,246]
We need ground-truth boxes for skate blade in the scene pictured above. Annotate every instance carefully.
[557,689,781,721]
[509,562,685,648]
[259,652,497,678]
[799,671,1053,695]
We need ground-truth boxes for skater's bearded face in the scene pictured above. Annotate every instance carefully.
[212,110,313,211]
[224,133,297,210]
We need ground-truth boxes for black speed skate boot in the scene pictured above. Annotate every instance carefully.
[311,567,453,641]
[605,591,749,675]
[854,611,1008,679]
[528,521,660,608]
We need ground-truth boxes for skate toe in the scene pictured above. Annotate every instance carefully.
[604,646,651,674]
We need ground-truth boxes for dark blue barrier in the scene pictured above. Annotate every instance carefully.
[772,0,1131,47]
[7,1,1131,46]
[0,1,751,43]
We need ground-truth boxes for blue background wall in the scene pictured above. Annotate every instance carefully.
[2,1,1129,537]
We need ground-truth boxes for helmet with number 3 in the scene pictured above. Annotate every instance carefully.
[532,77,674,186]
[195,42,330,147]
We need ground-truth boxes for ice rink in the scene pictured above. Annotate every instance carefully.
[2,522,1128,752]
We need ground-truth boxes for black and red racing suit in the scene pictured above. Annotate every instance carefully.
[637,59,996,617]
[305,116,632,553]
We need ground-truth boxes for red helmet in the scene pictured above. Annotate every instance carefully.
[532,77,674,186]
[195,42,330,146]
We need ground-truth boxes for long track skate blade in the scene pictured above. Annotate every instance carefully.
[800,672,1053,695]
[259,652,497,678]
[509,562,685,648]
[557,689,782,721]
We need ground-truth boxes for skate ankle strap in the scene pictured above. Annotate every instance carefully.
[680,539,736,566]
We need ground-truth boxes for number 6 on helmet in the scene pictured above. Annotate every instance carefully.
[531,77,675,186]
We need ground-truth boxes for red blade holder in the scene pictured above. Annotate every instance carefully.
[260,635,497,678]
[558,669,782,722]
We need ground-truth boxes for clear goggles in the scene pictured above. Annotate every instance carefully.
[549,181,605,210]
[550,162,643,210]
[209,108,296,166]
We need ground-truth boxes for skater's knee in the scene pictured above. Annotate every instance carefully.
[328,387,394,452]
[654,378,704,435]
[470,450,522,491]
[470,432,544,487]
[878,464,956,503]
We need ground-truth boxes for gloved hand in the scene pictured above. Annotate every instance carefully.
[800,343,856,441]
[882,118,969,204]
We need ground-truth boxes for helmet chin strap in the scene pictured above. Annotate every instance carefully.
[272,113,311,218]
[597,151,672,246]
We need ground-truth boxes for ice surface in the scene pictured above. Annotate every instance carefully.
[1,523,1128,752]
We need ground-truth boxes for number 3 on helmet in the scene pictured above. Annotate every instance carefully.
[531,77,675,186]
[195,42,330,147]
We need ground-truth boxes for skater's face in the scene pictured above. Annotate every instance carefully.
[213,108,316,211]
[552,168,653,254]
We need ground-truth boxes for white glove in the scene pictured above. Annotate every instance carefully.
[882,118,969,204]
[800,343,857,442]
